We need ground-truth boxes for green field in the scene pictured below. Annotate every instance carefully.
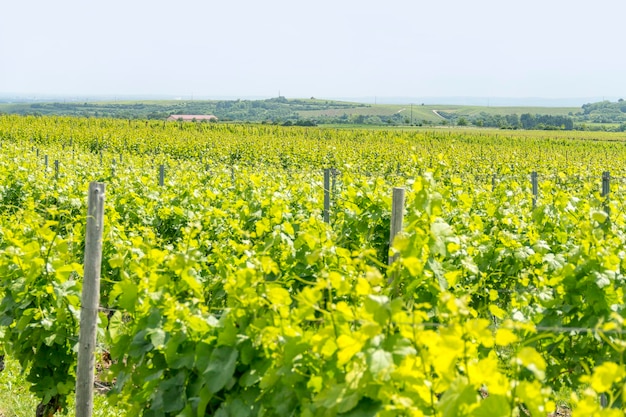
[297,103,578,122]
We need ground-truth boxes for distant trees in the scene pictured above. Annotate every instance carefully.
[520,113,535,129]
[581,100,626,123]
[519,114,573,130]
[505,114,520,128]
[465,113,573,130]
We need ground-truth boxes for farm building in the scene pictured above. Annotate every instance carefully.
[167,114,218,122]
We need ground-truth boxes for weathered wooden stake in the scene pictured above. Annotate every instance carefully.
[159,164,165,186]
[54,160,59,179]
[75,182,105,417]
[601,171,610,196]
[388,187,406,267]
[44,155,48,171]
[531,171,538,208]
[600,393,608,408]
[602,171,610,216]
[323,169,331,224]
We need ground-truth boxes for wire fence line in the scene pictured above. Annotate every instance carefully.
[12,144,626,197]
[5,146,626,343]
[95,304,626,339]
[389,320,626,336]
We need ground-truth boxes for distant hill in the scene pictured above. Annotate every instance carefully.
[327,96,618,107]
[2,94,619,108]
[0,96,624,131]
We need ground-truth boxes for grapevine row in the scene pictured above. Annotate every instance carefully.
[1,116,626,416]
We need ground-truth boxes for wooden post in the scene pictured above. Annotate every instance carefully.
[388,187,406,267]
[491,173,496,191]
[531,171,538,208]
[323,169,330,224]
[602,171,610,197]
[159,165,165,186]
[54,160,59,180]
[602,171,610,215]
[600,393,608,408]
[44,155,48,171]
[75,182,105,417]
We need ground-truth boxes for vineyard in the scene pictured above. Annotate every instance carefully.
[2,115,626,416]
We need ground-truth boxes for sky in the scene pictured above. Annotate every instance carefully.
[1,0,625,101]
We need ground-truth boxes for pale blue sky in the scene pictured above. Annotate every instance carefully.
[1,0,624,101]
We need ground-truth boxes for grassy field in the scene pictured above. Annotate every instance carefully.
[297,103,579,122]
[298,103,440,122]
[0,358,120,417]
